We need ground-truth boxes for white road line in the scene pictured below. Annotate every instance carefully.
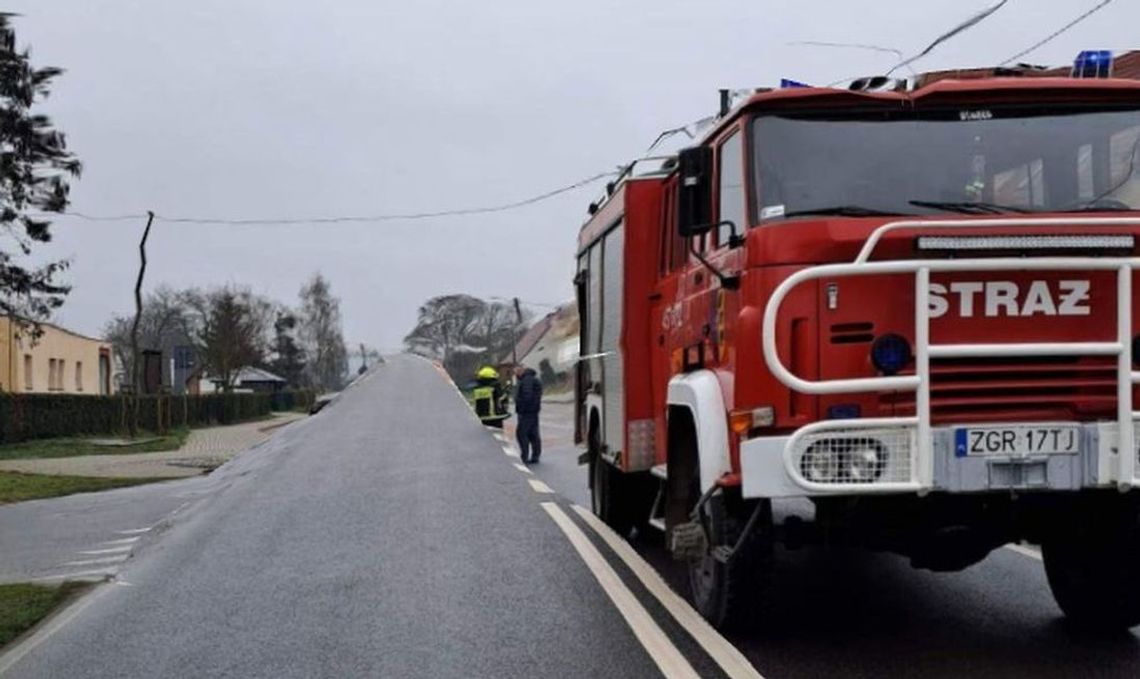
[59,555,129,568]
[0,583,110,675]
[115,527,153,535]
[101,537,140,546]
[1005,543,1042,560]
[527,479,554,494]
[512,463,533,475]
[78,546,132,556]
[541,503,700,679]
[502,446,518,458]
[33,569,114,582]
[571,504,764,679]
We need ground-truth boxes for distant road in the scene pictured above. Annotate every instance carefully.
[0,356,758,679]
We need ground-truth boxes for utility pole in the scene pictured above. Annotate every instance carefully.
[129,210,155,436]
[512,297,523,368]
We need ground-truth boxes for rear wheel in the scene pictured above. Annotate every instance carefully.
[588,421,639,536]
[1042,503,1140,630]
[687,491,772,630]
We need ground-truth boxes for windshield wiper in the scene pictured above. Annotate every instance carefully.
[781,205,905,218]
[909,200,1036,215]
[1057,202,1134,213]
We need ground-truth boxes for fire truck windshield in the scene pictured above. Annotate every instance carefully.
[752,107,1140,223]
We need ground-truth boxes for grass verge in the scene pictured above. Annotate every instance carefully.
[0,472,169,504]
[0,582,89,649]
[0,429,190,461]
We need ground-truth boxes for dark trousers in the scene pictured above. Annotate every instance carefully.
[517,412,541,462]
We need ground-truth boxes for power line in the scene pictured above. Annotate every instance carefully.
[1000,0,1117,66]
[157,171,616,225]
[886,0,1010,76]
[48,170,618,226]
[48,211,150,222]
[788,40,905,61]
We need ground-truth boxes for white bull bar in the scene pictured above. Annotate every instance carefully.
[760,217,1140,494]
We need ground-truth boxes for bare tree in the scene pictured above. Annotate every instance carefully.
[299,273,348,391]
[103,286,199,388]
[403,295,530,380]
[190,286,270,392]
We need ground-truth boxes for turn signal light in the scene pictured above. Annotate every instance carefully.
[729,407,775,435]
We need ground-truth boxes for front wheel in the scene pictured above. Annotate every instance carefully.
[687,492,772,630]
[1042,503,1140,630]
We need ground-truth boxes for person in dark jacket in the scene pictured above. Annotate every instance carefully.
[514,366,543,463]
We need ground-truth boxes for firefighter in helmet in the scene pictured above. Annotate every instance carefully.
[472,365,508,429]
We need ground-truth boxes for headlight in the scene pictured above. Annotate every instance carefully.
[842,439,886,482]
[871,334,912,375]
[801,442,839,482]
[801,438,886,483]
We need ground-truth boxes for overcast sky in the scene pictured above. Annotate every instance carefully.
[5,0,1139,350]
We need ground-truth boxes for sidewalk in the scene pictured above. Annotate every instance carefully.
[0,413,305,479]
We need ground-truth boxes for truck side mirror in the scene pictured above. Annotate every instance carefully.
[676,146,714,238]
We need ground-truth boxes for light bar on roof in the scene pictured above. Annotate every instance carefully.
[916,235,1135,251]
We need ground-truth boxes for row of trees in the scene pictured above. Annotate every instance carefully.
[104,273,350,393]
[403,294,529,381]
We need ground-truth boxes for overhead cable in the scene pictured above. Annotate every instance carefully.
[1000,0,1117,66]
[48,171,618,226]
[886,0,1010,75]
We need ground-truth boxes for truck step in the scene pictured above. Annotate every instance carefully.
[650,464,667,480]
[669,521,707,561]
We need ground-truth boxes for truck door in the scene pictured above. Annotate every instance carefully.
[651,182,683,461]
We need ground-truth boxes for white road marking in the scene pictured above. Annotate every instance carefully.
[1004,543,1042,560]
[572,505,764,679]
[541,503,700,679]
[502,446,518,458]
[115,527,153,535]
[101,537,140,546]
[59,555,129,568]
[78,546,133,556]
[527,479,554,494]
[513,463,533,475]
[0,583,111,675]
[33,569,114,582]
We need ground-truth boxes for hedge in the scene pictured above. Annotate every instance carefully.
[0,391,319,445]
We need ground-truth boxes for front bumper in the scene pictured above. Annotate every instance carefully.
[740,419,1135,498]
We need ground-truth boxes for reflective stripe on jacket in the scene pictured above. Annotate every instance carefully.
[473,385,505,421]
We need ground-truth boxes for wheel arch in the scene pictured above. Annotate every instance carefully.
[666,370,731,494]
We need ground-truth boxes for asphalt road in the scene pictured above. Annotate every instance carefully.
[528,401,1140,679]
[1,356,759,679]
[0,476,203,584]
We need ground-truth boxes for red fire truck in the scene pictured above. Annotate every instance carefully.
[576,60,1140,630]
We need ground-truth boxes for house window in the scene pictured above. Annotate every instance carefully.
[23,354,32,390]
[48,359,56,391]
[76,361,83,391]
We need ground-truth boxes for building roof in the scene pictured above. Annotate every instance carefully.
[916,50,1140,87]
[512,315,553,362]
[236,366,287,384]
[2,315,109,345]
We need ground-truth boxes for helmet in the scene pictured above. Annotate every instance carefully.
[477,366,499,380]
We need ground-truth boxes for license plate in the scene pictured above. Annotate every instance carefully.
[954,425,1080,457]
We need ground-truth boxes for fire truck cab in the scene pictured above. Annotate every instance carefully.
[576,70,1140,630]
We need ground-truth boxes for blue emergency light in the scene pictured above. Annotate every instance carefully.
[1072,50,1113,78]
[780,78,811,89]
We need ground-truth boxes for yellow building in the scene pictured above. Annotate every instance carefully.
[0,316,113,395]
